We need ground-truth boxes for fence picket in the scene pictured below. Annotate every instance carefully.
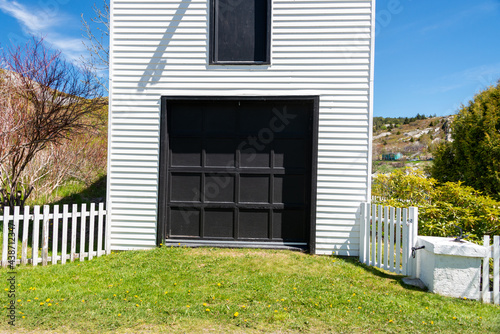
[80,204,87,262]
[13,207,20,265]
[494,236,499,305]
[70,204,78,262]
[98,203,105,256]
[384,206,389,271]
[52,205,60,265]
[89,203,95,260]
[389,207,395,273]
[32,206,41,266]
[21,206,29,265]
[482,235,491,303]
[377,205,382,268]
[371,204,376,267]
[395,208,401,274]
[42,205,50,266]
[401,208,408,276]
[2,207,10,268]
[61,205,69,264]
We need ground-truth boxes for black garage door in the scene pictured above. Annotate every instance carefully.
[158,96,318,250]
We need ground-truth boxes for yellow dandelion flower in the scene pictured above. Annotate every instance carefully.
[165,291,168,294]
[206,308,210,312]
[113,294,116,297]
[134,295,138,298]
[39,302,44,306]
[22,316,25,319]
[4,288,8,291]
[46,298,50,302]
[453,317,457,320]
[431,321,434,325]
[17,299,21,302]
[118,314,121,317]
[135,304,139,307]
[186,305,190,308]
[358,306,362,309]
[234,312,239,317]
[48,303,52,307]
[27,300,31,302]
[203,303,208,307]
[388,319,393,323]
[34,297,38,300]
[61,298,64,301]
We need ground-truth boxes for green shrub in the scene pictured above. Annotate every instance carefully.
[372,168,500,242]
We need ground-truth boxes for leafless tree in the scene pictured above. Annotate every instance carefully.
[81,0,110,92]
[0,36,104,209]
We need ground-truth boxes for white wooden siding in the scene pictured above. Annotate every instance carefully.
[108,0,375,255]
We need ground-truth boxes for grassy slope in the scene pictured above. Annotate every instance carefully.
[1,247,498,333]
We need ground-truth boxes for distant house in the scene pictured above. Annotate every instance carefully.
[106,0,376,256]
[382,153,403,161]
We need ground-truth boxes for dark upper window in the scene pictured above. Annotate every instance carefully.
[210,0,271,65]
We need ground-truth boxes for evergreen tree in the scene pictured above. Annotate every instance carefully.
[430,80,500,198]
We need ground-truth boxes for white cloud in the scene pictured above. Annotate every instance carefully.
[0,0,83,62]
[0,0,61,31]
[421,1,500,34]
[424,63,500,95]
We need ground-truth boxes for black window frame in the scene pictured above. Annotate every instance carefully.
[209,0,271,65]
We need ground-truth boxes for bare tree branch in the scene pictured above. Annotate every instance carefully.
[0,36,105,209]
[81,0,109,92]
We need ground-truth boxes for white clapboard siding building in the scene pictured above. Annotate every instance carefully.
[108,0,375,256]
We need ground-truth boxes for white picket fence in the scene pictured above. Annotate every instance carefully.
[1,203,108,267]
[358,203,419,277]
[481,235,500,304]
[359,202,500,305]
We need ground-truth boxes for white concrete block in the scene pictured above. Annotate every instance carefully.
[416,236,487,300]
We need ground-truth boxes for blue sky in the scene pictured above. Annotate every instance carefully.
[0,0,499,118]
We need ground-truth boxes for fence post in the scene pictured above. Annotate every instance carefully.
[408,207,419,278]
[494,235,499,305]
[482,235,491,303]
[359,203,369,264]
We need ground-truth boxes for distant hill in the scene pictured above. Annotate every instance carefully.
[372,115,454,163]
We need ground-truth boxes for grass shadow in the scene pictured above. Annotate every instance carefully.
[341,256,428,292]
[51,174,107,206]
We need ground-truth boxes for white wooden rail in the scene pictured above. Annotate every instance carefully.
[1,203,107,267]
[359,203,418,277]
[481,235,500,305]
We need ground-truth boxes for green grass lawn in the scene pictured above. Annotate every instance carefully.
[1,247,499,333]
